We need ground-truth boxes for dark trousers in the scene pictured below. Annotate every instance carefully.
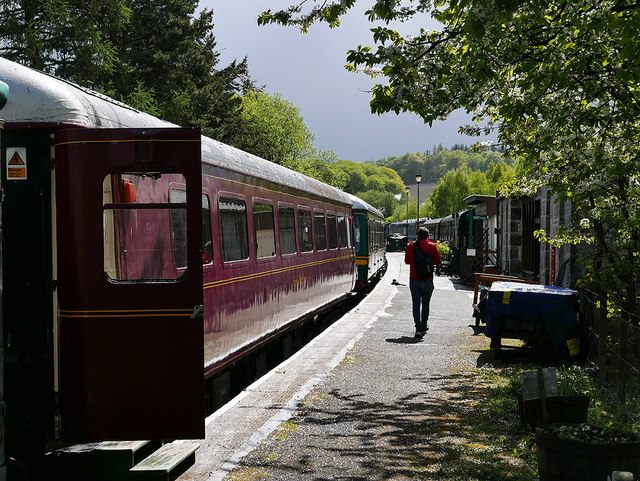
[409,278,434,331]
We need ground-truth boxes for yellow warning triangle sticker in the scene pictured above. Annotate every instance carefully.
[9,151,25,166]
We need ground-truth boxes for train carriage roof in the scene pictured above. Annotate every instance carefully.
[0,57,352,207]
[345,193,384,219]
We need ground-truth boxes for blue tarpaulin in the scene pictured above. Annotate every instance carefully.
[483,281,580,355]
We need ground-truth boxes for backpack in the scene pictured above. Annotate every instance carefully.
[412,241,433,278]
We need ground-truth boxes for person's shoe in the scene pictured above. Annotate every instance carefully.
[420,330,427,336]
[414,330,424,338]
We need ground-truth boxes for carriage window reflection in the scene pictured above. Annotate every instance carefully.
[338,215,348,248]
[103,173,187,281]
[314,212,327,251]
[298,209,313,252]
[219,197,249,262]
[327,214,338,249]
[279,206,296,255]
[253,202,275,258]
[202,194,213,264]
[170,189,188,269]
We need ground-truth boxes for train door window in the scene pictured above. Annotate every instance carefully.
[169,189,188,269]
[253,202,276,258]
[219,197,249,262]
[103,173,187,281]
[338,215,348,248]
[327,214,338,249]
[314,211,327,251]
[369,220,376,252]
[354,216,361,253]
[202,194,213,264]
[278,206,297,255]
[298,208,313,252]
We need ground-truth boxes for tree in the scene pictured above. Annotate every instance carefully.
[287,148,349,189]
[0,0,255,146]
[260,0,640,317]
[108,0,254,144]
[237,90,315,165]
[0,0,131,83]
[377,152,423,183]
[357,190,398,217]
[335,159,404,195]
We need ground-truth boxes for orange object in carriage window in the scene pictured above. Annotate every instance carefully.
[122,178,136,202]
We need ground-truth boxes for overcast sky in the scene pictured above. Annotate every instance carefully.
[204,0,495,163]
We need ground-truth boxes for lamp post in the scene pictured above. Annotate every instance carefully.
[405,186,410,239]
[415,174,422,231]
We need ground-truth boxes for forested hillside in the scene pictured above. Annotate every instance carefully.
[377,146,510,185]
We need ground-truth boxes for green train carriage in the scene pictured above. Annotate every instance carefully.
[348,194,387,292]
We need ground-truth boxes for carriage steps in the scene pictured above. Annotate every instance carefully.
[46,440,199,480]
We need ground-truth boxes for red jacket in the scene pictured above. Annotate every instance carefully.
[405,238,441,280]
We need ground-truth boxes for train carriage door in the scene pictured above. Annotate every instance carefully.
[54,128,204,441]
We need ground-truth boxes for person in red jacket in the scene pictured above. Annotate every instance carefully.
[404,227,441,338]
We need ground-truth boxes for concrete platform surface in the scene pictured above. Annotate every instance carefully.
[178,252,488,481]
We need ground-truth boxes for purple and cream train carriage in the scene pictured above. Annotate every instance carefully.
[0,56,356,470]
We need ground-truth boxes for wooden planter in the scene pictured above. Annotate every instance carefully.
[517,394,589,429]
[536,429,640,481]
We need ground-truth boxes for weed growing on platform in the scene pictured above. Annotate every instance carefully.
[225,466,271,481]
[444,362,640,480]
[275,420,299,441]
[412,366,538,480]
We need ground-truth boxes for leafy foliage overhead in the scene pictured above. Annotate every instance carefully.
[261,0,640,314]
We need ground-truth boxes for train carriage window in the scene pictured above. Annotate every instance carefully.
[314,212,327,251]
[103,173,187,281]
[219,197,249,262]
[170,191,214,267]
[327,214,338,249]
[354,216,361,253]
[338,215,348,248]
[254,202,276,258]
[298,208,313,252]
[202,194,213,264]
[278,206,296,255]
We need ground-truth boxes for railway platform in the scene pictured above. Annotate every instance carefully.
[179,252,490,481]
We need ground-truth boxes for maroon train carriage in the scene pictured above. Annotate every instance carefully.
[199,140,356,380]
[0,56,356,473]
